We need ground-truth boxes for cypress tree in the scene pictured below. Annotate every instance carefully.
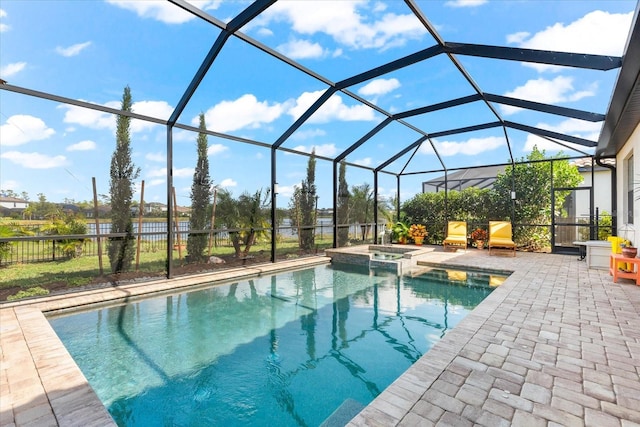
[337,161,350,247]
[187,113,211,263]
[108,85,140,273]
[299,149,316,251]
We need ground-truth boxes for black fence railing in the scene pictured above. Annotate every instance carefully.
[0,221,381,265]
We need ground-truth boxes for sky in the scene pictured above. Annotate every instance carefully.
[0,0,637,209]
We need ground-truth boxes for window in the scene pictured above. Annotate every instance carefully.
[627,155,634,224]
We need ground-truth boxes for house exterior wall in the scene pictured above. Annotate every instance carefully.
[576,168,612,220]
[0,198,29,209]
[616,121,640,246]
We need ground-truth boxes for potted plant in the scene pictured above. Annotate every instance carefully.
[470,227,488,249]
[621,239,637,258]
[392,221,410,244]
[409,224,428,246]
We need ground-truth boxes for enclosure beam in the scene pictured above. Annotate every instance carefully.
[444,42,622,71]
[335,118,394,163]
[428,122,502,139]
[394,94,483,119]
[505,121,597,147]
[485,93,605,122]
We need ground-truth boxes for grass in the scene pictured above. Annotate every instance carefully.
[0,236,338,295]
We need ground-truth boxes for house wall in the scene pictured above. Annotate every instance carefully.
[0,199,29,209]
[576,168,612,220]
[616,121,640,246]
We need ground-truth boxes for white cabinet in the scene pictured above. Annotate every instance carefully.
[585,240,612,270]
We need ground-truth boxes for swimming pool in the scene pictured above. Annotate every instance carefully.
[49,263,504,426]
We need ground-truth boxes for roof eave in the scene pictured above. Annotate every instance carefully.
[597,2,640,157]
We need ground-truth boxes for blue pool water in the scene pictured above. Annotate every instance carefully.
[49,264,505,426]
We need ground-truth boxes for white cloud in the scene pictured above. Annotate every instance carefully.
[66,140,96,151]
[198,94,288,133]
[291,143,338,157]
[147,167,193,178]
[0,8,9,33]
[288,90,376,123]
[257,27,273,37]
[421,136,505,156]
[107,0,221,24]
[508,10,633,72]
[1,151,68,169]
[59,99,171,132]
[172,129,195,142]
[275,184,296,198]
[174,167,194,178]
[148,178,165,187]
[220,178,237,188]
[106,0,219,24]
[277,39,328,59]
[358,78,401,97]
[501,76,596,115]
[60,101,119,130]
[145,152,166,162]
[132,100,173,121]
[354,157,372,166]
[291,128,326,140]
[207,144,228,156]
[257,1,426,51]
[506,31,530,44]
[1,180,20,191]
[55,41,92,57]
[0,115,55,147]
[0,62,26,78]
[444,0,487,8]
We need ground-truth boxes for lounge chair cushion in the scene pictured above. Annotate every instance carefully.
[489,221,516,255]
[443,221,467,250]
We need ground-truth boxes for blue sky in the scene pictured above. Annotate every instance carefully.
[0,0,636,209]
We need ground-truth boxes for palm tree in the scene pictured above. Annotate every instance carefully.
[215,189,271,258]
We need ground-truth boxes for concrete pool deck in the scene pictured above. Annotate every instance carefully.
[1,248,639,426]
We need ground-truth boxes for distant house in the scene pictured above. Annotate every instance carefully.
[0,196,29,210]
[420,158,613,225]
[84,205,111,218]
[571,157,614,222]
[422,165,505,193]
[145,202,168,214]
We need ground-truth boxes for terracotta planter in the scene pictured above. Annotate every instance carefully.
[622,247,638,258]
[475,240,484,249]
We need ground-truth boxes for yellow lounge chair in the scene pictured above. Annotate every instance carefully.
[489,221,516,256]
[443,221,467,251]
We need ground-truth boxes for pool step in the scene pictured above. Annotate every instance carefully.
[320,398,365,427]
[402,265,437,277]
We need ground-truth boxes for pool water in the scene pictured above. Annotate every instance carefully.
[49,264,504,427]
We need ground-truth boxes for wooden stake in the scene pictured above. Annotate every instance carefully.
[92,177,103,275]
[208,187,218,256]
[172,187,182,260]
[135,180,145,271]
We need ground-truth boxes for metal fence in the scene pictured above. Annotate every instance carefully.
[0,221,377,265]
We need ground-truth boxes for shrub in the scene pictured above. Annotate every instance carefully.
[7,286,50,301]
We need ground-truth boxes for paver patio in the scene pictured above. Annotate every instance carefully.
[1,249,639,426]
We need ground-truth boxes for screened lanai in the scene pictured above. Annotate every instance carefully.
[0,0,637,287]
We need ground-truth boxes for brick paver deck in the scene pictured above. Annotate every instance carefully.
[1,250,639,426]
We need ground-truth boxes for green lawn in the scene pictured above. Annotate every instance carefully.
[0,236,338,299]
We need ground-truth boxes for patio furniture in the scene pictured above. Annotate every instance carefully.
[609,253,640,285]
[443,221,467,251]
[488,221,516,256]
